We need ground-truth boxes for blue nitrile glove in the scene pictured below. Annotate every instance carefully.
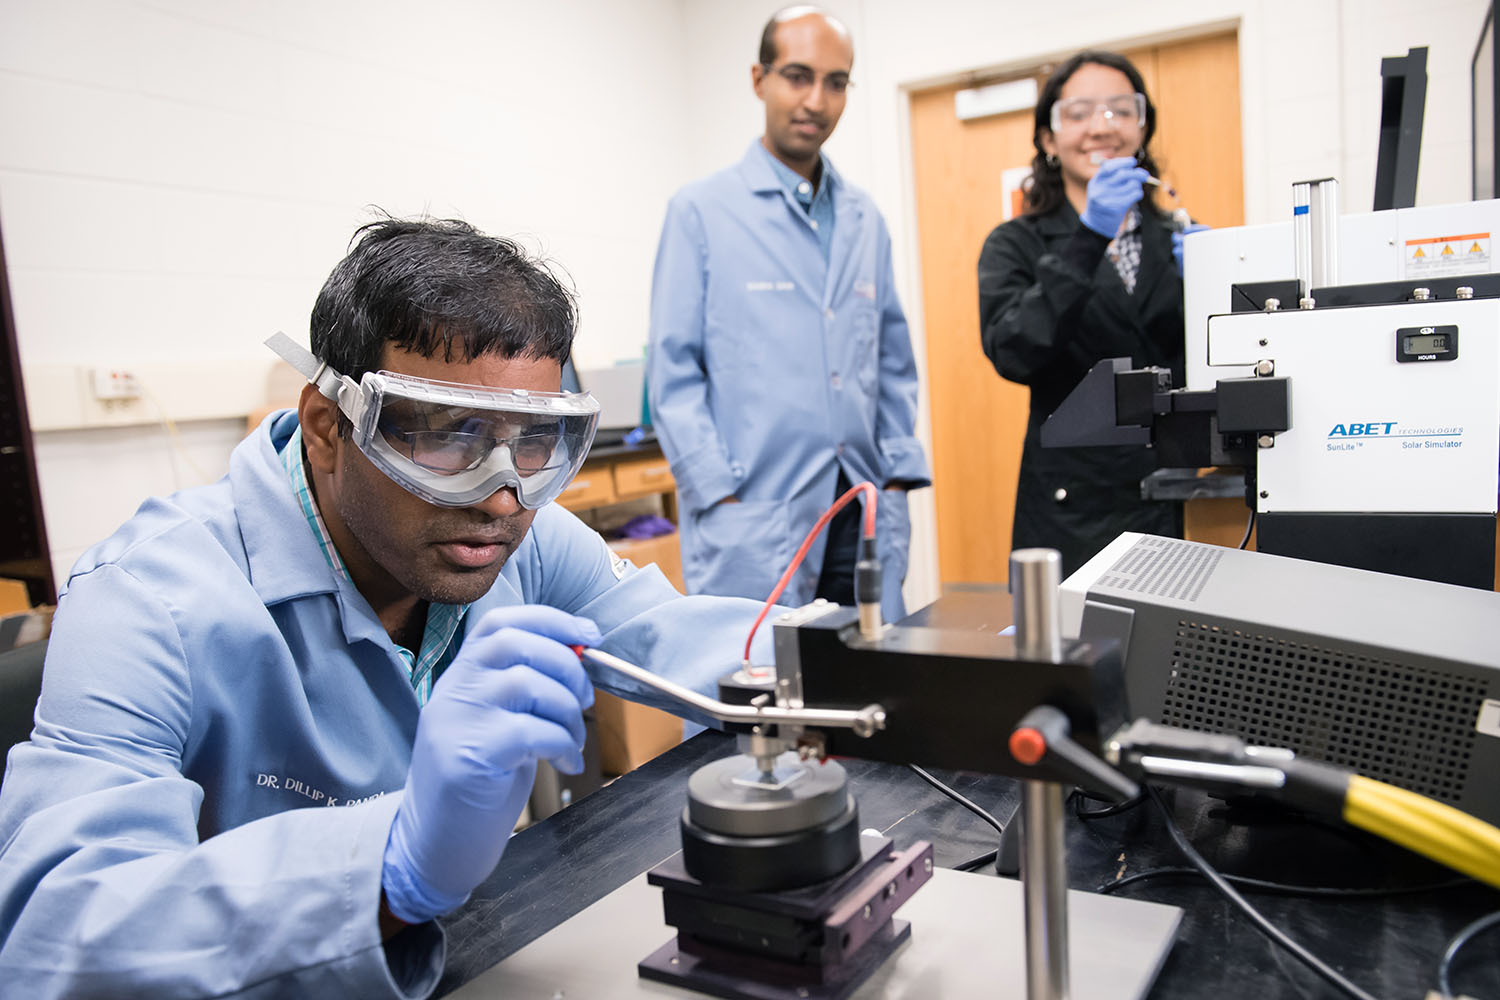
[1079,156,1150,238]
[1172,223,1212,275]
[381,604,601,924]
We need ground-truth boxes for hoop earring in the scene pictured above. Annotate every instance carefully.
[1045,154,1059,168]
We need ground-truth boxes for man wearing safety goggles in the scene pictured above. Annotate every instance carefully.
[0,217,771,998]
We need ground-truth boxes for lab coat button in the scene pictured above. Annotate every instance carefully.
[809,219,819,230]
[824,308,834,320]
[798,182,811,195]
[1053,488,1068,503]
[831,372,841,389]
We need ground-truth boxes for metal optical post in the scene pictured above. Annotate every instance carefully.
[1011,548,1070,1000]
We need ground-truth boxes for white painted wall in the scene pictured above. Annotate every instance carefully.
[0,0,692,582]
[2,0,1492,599]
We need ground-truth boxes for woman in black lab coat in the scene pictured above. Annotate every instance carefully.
[979,50,1194,577]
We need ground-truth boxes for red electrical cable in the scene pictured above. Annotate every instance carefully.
[741,481,878,667]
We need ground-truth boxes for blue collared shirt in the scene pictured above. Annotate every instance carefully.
[761,143,835,263]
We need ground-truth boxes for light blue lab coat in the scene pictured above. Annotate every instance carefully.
[0,410,768,999]
[648,141,931,621]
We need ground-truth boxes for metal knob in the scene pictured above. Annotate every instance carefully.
[1298,296,1316,310]
[1263,297,1281,312]
[1412,287,1431,301]
[1457,286,1474,300]
[1255,359,1275,377]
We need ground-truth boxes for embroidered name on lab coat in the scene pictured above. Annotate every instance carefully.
[256,771,387,807]
[746,281,796,292]
[854,280,877,300]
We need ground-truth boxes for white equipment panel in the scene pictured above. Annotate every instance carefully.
[1206,298,1500,515]
[1184,199,1500,390]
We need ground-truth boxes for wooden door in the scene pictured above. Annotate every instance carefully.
[911,31,1245,585]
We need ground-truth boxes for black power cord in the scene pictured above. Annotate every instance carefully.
[1437,910,1500,1000]
[954,849,999,873]
[1238,507,1257,550]
[1146,786,1381,1000]
[907,764,1008,874]
[906,764,1008,839]
[1099,865,1473,899]
[1072,787,1145,820]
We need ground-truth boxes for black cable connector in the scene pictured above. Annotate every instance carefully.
[854,536,882,606]
[854,535,883,638]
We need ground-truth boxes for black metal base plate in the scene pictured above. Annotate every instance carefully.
[638,919,911,1000]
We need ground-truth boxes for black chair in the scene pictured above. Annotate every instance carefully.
[0,639,46,792]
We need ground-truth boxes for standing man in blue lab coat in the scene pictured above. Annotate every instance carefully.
[0,217,768,999]
[648,6,930,623]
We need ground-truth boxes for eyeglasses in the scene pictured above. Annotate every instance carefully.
[1049,93,1146,133]
[762,62,852,95]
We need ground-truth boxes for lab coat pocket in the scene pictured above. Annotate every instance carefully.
[876,489,911,588]
[873,489,911,619]
[688,500,790,600]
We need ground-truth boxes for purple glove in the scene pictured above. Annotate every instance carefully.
[1172,223,1212,275]
[1079,156,1149,238]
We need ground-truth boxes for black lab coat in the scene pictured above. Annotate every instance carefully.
[978,202,1184,576]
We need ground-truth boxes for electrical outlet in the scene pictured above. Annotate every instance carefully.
[91,368,141,401]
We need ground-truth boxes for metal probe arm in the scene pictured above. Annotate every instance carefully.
[574,645,887,738]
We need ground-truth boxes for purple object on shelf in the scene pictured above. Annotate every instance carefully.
[618,514,675,540]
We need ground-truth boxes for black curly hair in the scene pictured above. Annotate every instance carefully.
[1025,50,1163,218]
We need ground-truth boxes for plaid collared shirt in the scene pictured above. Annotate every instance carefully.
[279,425,468,705]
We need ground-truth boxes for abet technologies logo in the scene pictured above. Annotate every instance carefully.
[1327,422,1397,437]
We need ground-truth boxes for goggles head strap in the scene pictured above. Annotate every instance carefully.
[265,332,353,403]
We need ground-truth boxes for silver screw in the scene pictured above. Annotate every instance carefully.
[863,904,872,920]
[1457,286,1474,299]
[1257,435,1275,449]
[1259,490,1269,499]
[1298,296,1316,310]
[1263,297,1280,312]
[1258,338,1268,346]
[1412,287,1431,301]
[1255,359,1275,377]
[924,857,933,873]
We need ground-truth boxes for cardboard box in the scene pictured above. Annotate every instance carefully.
[593,688,683,775]
[607,531,685,593]
[0,578,30,615]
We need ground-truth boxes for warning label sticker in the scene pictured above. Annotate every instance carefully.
[1404,232,1490,278]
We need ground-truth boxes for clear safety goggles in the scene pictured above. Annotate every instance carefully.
[266,333,599,509]
[1049,92,1146,133]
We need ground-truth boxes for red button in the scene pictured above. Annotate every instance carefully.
[1010,728,1047,765]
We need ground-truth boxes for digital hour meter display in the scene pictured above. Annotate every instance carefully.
[1395,325,1458,363]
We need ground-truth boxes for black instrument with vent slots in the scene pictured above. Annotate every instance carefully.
[1062,532,1500,823]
